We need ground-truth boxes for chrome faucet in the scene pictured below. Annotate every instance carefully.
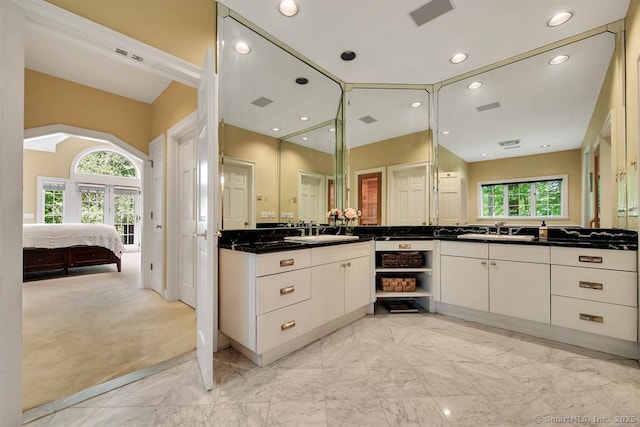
[494,221,506,235]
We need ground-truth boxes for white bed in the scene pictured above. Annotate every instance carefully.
[23,223,124,274]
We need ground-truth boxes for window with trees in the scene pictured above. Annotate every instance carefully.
[480,176,566,218]
[43,182,65,224]
[76,151,138,177]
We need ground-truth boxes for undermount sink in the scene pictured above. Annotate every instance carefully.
[284,234,359,244]
[457,233,536,242]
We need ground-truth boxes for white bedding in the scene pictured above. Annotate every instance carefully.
[23,223,125,258]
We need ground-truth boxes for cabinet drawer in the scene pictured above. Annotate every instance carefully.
[71,246,112,265]
[24,249,67,271]
[551,247,637,272]
[551,295,638,342]
[312,241,370,266]
[441,241,488,258]
[376,240,433,251]
[257,299,314,353]
[256,249,310,277]
[551,265,637,307]
[490,244,549,264]
[256,268,311,315]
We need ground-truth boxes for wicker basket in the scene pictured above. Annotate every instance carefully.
[380,277,416,292]
[380,252,423,268]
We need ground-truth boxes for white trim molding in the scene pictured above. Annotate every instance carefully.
[15,0,201,88]
[166,111,197,301]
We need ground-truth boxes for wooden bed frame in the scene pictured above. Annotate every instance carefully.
[23,245,121,275]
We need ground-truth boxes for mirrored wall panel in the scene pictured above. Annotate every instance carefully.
[218,15,342,228]
[437,31,630,229]
[345,88,432,226]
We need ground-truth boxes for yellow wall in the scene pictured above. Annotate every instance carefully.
[347,130,431,206]
[23,137,110,223]
[151,82,197,140]
[25,70,152,153]
[44,0,216,66]
[438,145,469,177]
[222,123,278,224]
[467,149,582,225]
[280,141,334,222]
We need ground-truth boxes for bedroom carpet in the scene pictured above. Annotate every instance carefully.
[22,252,196,411]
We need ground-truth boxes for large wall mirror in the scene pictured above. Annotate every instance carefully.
[436,28,633,229]
[345,88,433,226]
[218,11,342,229]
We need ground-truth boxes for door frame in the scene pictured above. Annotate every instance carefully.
[221,156,256,229]
[354,167,386,225]
[144,134,165,294]
[166,111,197,302]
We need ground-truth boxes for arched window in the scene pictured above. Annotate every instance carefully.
[76,151,138,178]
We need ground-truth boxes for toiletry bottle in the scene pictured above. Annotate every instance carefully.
[539,220,548,240]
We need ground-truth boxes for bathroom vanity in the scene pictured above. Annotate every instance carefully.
[219,226,639,363]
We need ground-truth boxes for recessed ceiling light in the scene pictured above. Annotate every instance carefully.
[549,55,569,65]
[295,77,308,85]
[278,0,298,17]
[441,130,451,135]
[340,51,357,61]
[480,153,488,157]
[328,127,336,132]
[450,53,467,64]
[467,81,482,90]
[234,41,250,55]
[299,116,309,121]
[540,144,551,148]
[410,101,423,108]
[271,127,281,132]
[547,11,573,27]
[301,136,309,141]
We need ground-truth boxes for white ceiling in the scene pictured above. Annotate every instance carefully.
[24,21,172,104]
[23,0,631,161]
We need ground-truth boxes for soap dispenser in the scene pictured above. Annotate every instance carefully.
[539,220,548,240]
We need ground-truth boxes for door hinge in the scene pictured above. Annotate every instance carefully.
[149,159,154,168]
[150,211,154,219]
[150,263,153,271]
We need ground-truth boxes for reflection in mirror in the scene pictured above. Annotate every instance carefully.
[218,14,342,229]
[280,122,337,224]
[345,88,431,226]
[437,31,630,229]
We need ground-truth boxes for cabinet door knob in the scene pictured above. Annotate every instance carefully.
[480,261,487,265]
[490,261,496,266]
[346,262,351,267]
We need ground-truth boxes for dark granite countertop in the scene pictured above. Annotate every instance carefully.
[219,225,637,253]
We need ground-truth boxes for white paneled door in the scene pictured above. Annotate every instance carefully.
[149,139,164,295]
[178,131,197,308]
[388,162,429,225]
[223,159,252,229]
[195,48,217,391]
[299,172,324,224]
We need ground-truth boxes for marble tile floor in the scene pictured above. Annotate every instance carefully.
[25,314,640,426]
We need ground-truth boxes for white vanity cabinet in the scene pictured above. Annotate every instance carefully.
[220,241,372,366]
[550,247,638,342]
[374,240,435,312]
[440,241,489,311]
[311,241,373,326]
[440,241,551,323]
[219,248,312,354]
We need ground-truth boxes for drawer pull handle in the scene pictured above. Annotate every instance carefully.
[280,259,295,267]
[281,320,296,330]
[280,286,295,295]
[579,313,604,323]
[578,255,603,264]
[399,243,412,249]
[579,281,603,290]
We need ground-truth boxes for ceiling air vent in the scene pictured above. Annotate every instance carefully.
[497,140,520,149]
[410,0,454,27]
[477,102,501,112]
[251,97,274,108]
[359,115,377,124]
